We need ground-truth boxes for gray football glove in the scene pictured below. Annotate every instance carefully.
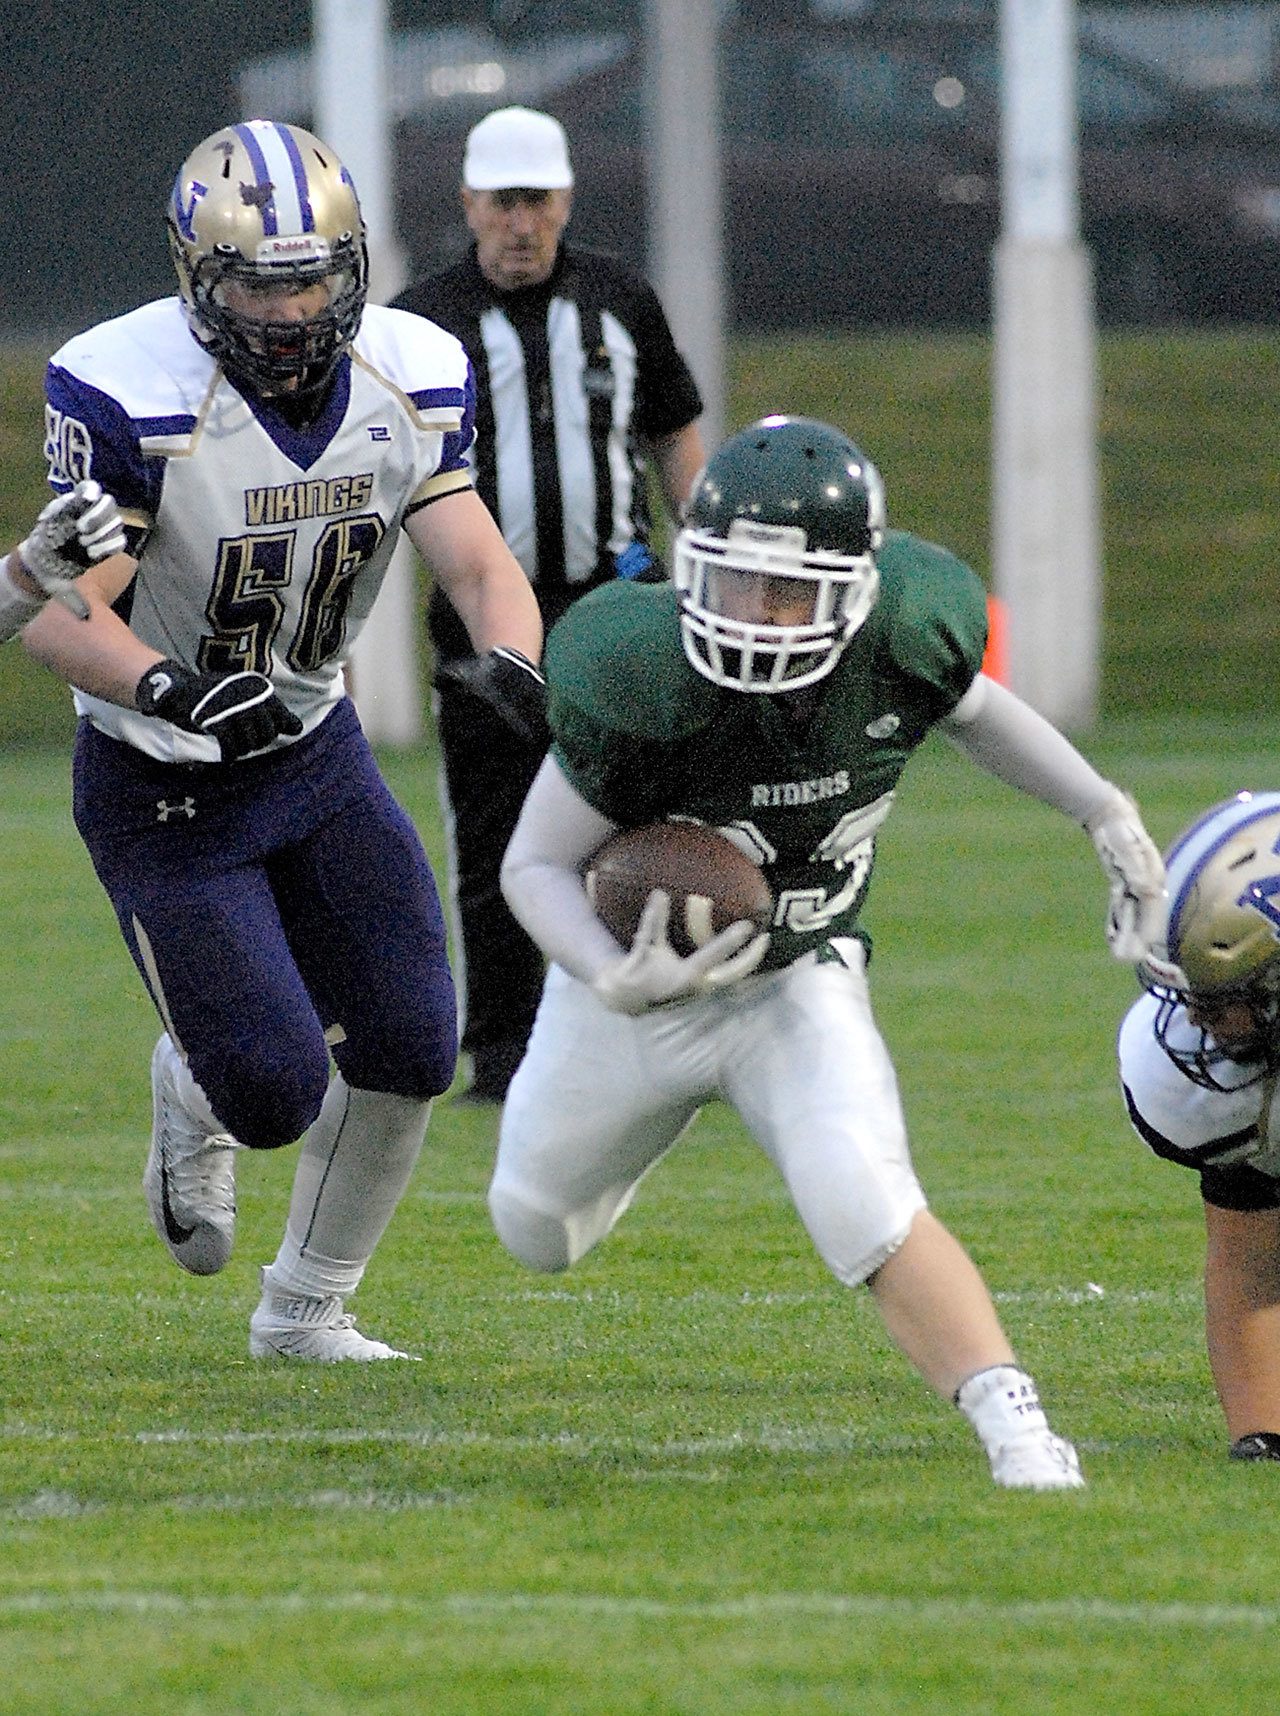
[1084,786,1167,962]
[17,480,126,620]
[592,889,770,1015]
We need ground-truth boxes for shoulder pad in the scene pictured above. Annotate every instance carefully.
[872,529,989,700]
[355,305,470,405]
[51,299,213,421]
[546,583,718,742]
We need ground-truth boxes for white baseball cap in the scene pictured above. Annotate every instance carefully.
[462,107,574,192]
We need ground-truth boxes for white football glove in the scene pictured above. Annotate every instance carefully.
[591,889,770,1016]
[16,480,126,620]
[1083,786,1167,962]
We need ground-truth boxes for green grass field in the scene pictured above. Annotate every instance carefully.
[2,327,1278,1708]
[5,717,1280,1715]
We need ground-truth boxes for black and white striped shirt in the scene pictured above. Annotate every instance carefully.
[393,243,702,659]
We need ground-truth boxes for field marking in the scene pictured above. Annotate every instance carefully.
[0,1588,1274,1631]
[513,1284,1201,1308]
[2,1423,939,1457]
[6,1486,469,1519]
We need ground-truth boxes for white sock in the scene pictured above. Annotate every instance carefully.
[955,1365,1049,1454]
[263,1077,431,1301]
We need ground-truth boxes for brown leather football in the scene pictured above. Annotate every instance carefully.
[584,820,774,957]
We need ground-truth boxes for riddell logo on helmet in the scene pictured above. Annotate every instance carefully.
[257,236,329,261]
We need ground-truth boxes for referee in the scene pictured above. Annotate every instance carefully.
[393,107,706,1103]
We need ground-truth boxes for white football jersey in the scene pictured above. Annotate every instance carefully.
[44,297,473,761]
[1118,992,1279,1170]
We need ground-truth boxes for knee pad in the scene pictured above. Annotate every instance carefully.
[195,1046,330,1151]
[488,1181,572,1273]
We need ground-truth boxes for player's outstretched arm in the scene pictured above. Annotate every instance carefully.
[408,486,547,742]
[22,548,301,761]
[941,671,1165,960]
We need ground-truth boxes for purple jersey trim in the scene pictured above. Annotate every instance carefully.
[46,363,164,514]
[419,362,476,476]
[242,358,353,470]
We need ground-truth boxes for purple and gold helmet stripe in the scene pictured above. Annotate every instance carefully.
[233,121,315,237]
[1165,791,1280,956]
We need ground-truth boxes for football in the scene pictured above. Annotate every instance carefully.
[584,819,774,957]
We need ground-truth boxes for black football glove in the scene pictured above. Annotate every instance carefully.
[434,646,549,748]
[135,659,303,761]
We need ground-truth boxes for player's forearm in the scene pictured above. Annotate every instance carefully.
[652,422,706,521]
[409,488,543,660]
[500,756,625,984]
[457,572,543,660]
[21,590,163,706]
[940,673,1115,823]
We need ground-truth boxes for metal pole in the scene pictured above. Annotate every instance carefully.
[992,0,1101,730]
[312,0,422,744]
[645,0,726,451]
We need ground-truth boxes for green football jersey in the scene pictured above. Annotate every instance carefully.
[546,529,988,971]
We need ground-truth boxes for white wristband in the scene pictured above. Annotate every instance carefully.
[0,554,48,643]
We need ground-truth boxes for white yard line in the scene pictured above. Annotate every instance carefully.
[0,1588,1274,1630]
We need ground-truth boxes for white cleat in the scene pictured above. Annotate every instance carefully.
[249,1270,420,1362]
[143,1033,238,1276]
[990,1429,1086,1491]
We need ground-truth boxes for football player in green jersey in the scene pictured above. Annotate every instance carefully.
[490,415,1165,1490]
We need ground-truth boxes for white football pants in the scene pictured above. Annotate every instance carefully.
[490,940,926,1285]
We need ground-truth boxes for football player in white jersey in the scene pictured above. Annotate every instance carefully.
[19,121,544,1360]
[1120,792,1280,1460]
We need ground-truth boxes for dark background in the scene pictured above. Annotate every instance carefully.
[3,0,1278,341]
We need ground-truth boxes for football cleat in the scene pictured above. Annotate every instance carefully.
[143,1032,238,1276]
[248,1269,420,1362]
[989,1429,1086,1491]
[1229,1432,1280,1461]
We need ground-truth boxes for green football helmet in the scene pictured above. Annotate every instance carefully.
[167,120,368,397]
[1142,791,1280,1088]
[673,415,884,693]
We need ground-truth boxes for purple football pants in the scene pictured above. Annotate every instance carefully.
[73,698,457,1149]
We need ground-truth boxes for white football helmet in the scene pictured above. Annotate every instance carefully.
[673,416,884,693]
[1141,791,1280,1088]
[167,120,368,396]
